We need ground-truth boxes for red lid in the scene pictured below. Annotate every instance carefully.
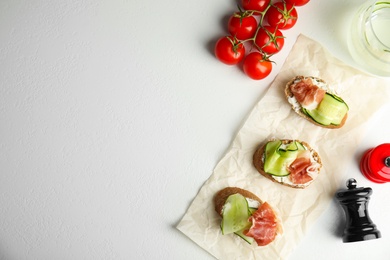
[367,143,390,182]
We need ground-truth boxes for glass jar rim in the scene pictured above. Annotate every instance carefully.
[368,1,390,51]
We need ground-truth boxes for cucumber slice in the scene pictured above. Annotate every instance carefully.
[316,93,348,124]
[234,207,258,244]
[267,155,297,176]
[234,228,255,244]
[264,153,281,173]
[285,141,298,151]
[265,140,281,160]
[303,108,333,125]
[296,141,306,151]
[221,194,251,235]
[303,93,348,126]
[248,207,257,214]
[264,140,282,172]
[264,140,299,176]
[328,93,349,107]
[279,149,298,158]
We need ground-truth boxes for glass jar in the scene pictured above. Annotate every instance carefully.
[348,1,390,77]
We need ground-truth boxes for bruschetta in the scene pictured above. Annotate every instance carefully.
[214,187,282,246]
[285,76,349,129]
[253,139,322,189]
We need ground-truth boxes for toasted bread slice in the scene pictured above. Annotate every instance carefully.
[214,187,262,216]
[285,76,348,129]
[214,187,282,246]
[253,139,322,189]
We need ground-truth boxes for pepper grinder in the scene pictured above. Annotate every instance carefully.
[335,178,381,243]
[360,143,390,183]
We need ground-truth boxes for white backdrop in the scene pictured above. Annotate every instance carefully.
[1,0,389,259]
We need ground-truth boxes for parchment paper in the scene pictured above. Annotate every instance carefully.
[177,34,390,260]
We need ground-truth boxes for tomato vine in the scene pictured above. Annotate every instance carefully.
[214,0,309,80]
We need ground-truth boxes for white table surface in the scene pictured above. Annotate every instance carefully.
[1,0,390,259]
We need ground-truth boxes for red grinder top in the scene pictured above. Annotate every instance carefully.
[361,143,390,183]
[369,144,390,177]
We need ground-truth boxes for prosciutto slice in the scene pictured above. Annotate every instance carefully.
[288,150,313,184]
[244,202,278,246]
[290,78,325,110]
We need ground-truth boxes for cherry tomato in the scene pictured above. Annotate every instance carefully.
[214,36,245,65]
[284,0,310,6]
[241,0,271,13]
[254,26,284,54]
[265,2,298,30]
[243,52,272,80]
[228,12,258,40]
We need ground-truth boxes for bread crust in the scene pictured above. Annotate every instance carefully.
[214,187,262,216]
[285,76,348,129]
[253,139,322,189]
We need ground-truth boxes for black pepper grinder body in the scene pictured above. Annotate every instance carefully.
[335,178,381,243]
